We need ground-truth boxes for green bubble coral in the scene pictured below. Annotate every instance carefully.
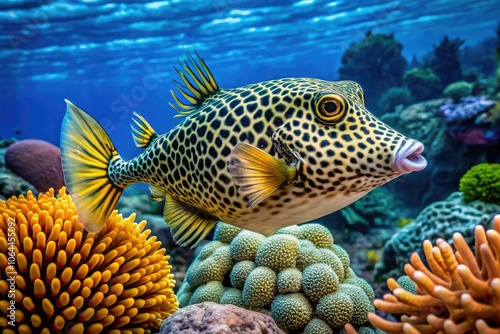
[230,260,256,288]
[220,287,243,307]
[185,245,233,287]
[230,230,265,261]
[330,244,351,277]
[459,163,500,204]
[316,292,354,328]
[197,240,225,260]
[302,263,339,302]
[274,225,303,238]
[296,245,322,271]
[277,267,302,294]
[316,248,345,281]
[176,283,193,307]
[271,293,313,332]
[213,222,242,243]
[299,223,334,248]
[337,284,375,325]
[178,222,374,333]
[255,234,300,271]
[189,281,224,304]
[396,275,417,294]
[303,318,334,334]
[241,266,276,307]
[353,277,376,301]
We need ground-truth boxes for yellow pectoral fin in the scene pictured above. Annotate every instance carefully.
[163,194,217,248]
[228,142,298,209]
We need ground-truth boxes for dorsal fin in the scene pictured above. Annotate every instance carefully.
[131,111,158,148]
[169,52,220,118]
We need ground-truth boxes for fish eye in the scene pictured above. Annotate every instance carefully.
[315,94,346,124]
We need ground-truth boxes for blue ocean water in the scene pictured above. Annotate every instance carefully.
[1,0,499,161]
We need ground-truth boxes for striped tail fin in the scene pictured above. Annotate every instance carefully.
[60,100,126,233]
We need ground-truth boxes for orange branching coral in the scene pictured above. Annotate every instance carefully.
[368,214,500,334]
[0,188,178,334]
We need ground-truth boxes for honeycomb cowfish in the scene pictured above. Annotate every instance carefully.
[61,53,427,247]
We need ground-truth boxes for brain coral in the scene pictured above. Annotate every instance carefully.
[5,140,65,192]
[369,214,500,333]
[178,222,376,333]
[374,191,500,282]
[0,187,178,334]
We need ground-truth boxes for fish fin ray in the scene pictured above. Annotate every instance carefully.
[170,51,220,118]
[131,112,158,148]
[164,194,217,248]
[61,99,126,233]
[228,142,298,209]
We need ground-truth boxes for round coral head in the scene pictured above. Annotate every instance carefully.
[0,187,178,333]
[5,139,65,192]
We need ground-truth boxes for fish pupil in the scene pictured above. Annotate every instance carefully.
[324,101,337,113]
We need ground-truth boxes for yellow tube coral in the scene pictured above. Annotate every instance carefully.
[369,215,500,334]
[0,187,178,334]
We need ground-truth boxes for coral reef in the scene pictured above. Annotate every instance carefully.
[373,192,500,282]
[0,187,178,333]
[160,302,285,334]
[439,96,500,145]
[380,98,499,208]
[5,139,65,192]
[368,215,500,333]
[340,187,398,229]
[0,139,37,200]
[378,86,413,114]
[117,192,163,216]
[439,96,495,123]
[338,31,407,111]
[403,67,442,101]
[178,222,377,333]
[495,23,500,92]
[443,81,474,103]
[118,194,197,290]
[428,36,465,86]
[460,163,500,204]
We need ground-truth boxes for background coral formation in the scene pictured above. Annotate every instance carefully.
[339,187,398,229]
[373,191,500,282]
[369,214,500,333]
[0,187,178,333]
[459,163,500,204]
[4,139,65,193]
[338,31,407,111]
[177,222,377,333]
[0,139,37,200]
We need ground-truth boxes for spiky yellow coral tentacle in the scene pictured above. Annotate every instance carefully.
[0,188,178,333]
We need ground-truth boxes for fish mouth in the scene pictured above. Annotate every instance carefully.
[393,140,427,173]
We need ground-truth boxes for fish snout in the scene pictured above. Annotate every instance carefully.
[393,140,427,173]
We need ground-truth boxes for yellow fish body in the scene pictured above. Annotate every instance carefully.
[61,53,427,247]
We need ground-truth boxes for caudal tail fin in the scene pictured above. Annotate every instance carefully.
[60,99,125,233]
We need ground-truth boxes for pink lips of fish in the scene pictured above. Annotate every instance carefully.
[393,140,427,173]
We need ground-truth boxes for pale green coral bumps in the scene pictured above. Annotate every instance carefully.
[178,223,376,333]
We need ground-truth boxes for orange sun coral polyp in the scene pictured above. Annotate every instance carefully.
[369,215,500,334]
[0,187,178,334]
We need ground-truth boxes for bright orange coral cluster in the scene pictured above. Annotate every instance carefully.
[0,188,178,334]
[368,214,500,334]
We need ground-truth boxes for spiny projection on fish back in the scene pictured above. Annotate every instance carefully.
[60,52,427,247]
